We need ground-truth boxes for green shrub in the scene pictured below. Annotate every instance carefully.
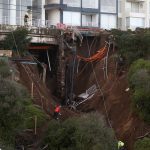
[0,78,48,146]
[132,89,150,122]
[129,69,150,90]
[3,27,31,56]
[128,59,150,80]
[128,59,150,123]
[0,60,11,78]
[23,105,48,129]
[134,138,150,150]
[111,29,150,64]
[42,113,117,150]
[0,79,30,144]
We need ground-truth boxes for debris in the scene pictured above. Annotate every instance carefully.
[125,88,130,92]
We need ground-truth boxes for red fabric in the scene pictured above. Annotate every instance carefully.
[77,46,108,62]
[55,106,60,113]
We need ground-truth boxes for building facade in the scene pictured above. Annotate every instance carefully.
[118,0,150,30]
[0,0,43,26]
[0,0,118,30]
[45,0,118,29]
[0,0,31,25]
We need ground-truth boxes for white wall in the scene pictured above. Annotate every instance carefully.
[40,0,45,26]
[119,0,150,30]
[63,11,81,26]
[82,0,98,9]
[63,0,81,7]
[10,0,16,25]
[101,14,117,29]
[47,9,60,25]
[47,0,60,4]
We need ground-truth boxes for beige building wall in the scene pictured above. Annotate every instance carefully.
[119,0,150,30]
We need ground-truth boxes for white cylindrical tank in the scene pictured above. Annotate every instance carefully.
[9,0,16,25]
[0,1,3,24]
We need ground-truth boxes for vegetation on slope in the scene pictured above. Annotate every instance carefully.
[128,59,150,123]
[0,60,48,148]
[134,137,150,150]
[3,27,31,56]
[112,28,150,148]
[42,113,117,150]
[111,28,150,64]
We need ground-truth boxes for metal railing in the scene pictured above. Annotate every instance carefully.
[0,16,99,28]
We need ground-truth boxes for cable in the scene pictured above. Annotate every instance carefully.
[86,36,119,147]
[85,35,114,130]
[76,61,89,77]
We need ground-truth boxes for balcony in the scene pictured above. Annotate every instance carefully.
[44,4,67,10]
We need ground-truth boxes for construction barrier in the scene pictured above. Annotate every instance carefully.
[77,46,108,62]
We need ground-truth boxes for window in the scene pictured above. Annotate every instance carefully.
[101,0,116,13]
[82,14,98,27]
[63,0,81,7]
[101,14,117,29]
[82,0,98,9]
[130,17,145,27]
[63,11,81,26]
[131,2,144,13]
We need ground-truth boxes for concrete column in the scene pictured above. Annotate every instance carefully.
[145,1,149,27]
[10,0,16,25]
[41,0,45,26]
[0,2,3,24]
[122,0,127,30]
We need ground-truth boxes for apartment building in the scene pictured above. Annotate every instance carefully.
[118,0,150,30]
[45,0,118,29]
[0,0,118,30]
[0,0,43,26]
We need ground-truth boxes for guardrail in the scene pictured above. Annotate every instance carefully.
[0,16,99,28]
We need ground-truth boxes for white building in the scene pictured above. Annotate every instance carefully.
[0,0,42,26]
[0,0,31,25]
[118,0,150,30]
[0,0,118,30]
[45,0,118,29]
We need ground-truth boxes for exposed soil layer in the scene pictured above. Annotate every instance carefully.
[16,34,150,150]
[75,57,150,150]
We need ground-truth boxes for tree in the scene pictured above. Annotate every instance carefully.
[134,138,150,150]
[111,29,150,64]
[0,79,30,144]
[42,113,117,150]
[3,27,31,56]
[128,59,150,123]
[0,59,48,148]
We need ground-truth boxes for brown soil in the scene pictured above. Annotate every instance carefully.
[75,57,150,150]
[16,51,150,150]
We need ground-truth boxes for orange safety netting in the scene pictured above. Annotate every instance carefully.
[77,46,108,62]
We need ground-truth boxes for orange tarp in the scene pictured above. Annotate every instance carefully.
[77,46,107,62]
